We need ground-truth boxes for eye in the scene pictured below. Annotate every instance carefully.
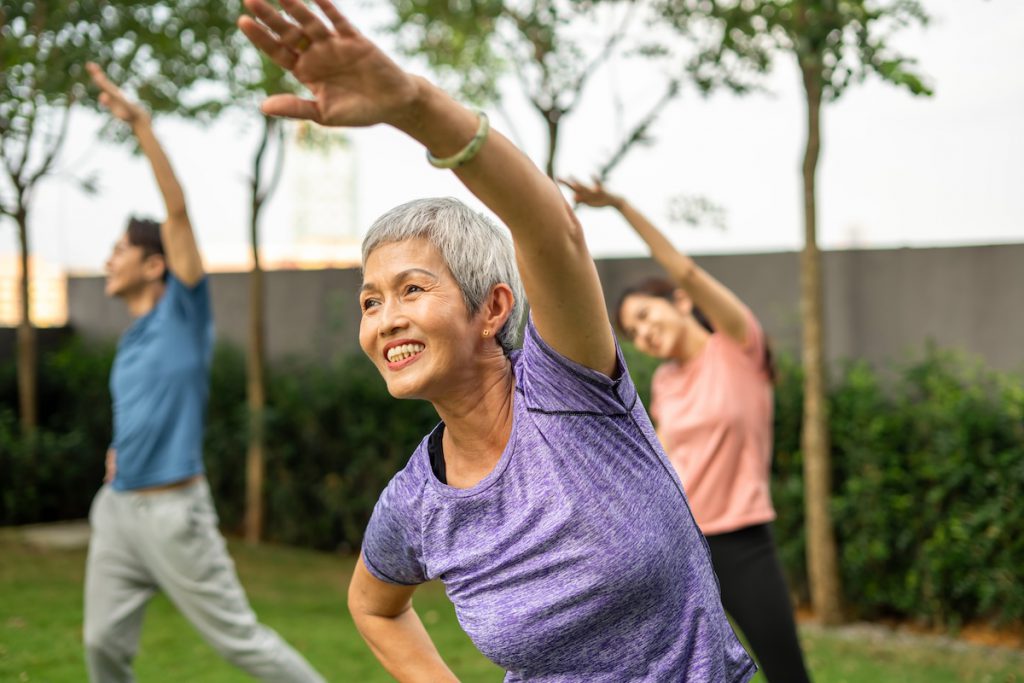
[361,297,380,311]
[404,284,424,295]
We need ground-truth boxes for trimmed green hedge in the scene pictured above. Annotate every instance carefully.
[2,337,1022,627]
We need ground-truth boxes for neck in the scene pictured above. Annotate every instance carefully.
[674,318,711,363]
[123,281,166,318]
[432,348,515,488]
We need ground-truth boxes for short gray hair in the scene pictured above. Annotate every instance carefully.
[361,197,526,351]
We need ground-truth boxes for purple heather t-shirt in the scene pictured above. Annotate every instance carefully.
[363,318,755,682]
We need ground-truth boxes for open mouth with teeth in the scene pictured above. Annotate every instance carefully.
[386,342,425,365]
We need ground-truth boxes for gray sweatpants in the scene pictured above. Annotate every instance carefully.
[83,480,325,683]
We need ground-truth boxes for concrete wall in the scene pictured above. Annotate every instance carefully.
[66,268,367,361]
[65,243,1024,372]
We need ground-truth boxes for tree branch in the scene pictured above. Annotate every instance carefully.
[596,77,680,182]
[565,0,638,114]
[13,100,38,182]
[0,143,19,217]
[258,118,286,206]
[502,4,556,112]
[251,114,272,214]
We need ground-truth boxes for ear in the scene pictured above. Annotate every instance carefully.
[479,283,516,341]
[671,288,693,316]
[142,253,167,283]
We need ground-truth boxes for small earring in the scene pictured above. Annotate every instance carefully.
[482,329,490,338]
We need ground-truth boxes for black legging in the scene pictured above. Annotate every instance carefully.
[705,523,812,683]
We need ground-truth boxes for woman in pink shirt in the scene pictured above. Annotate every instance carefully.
[563,178,812,683]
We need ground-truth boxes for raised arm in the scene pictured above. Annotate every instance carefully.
[238,0,615,376]
[562,178,750,346]
[87,63,204,286]
[347,556,459,682]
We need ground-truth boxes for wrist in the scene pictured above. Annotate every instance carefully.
[611,195,627,211]
[387,76,435,138]
[129,113,152,132]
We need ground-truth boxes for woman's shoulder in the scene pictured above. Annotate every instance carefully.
[515,317,637,417]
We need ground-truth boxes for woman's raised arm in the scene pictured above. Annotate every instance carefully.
[562,177,750,345]
[238,0,616,376]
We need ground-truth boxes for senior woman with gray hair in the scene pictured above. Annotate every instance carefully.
[240,1,755,681]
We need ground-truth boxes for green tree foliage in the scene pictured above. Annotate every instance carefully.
[654,0,932,100]
[772,350,1024,628]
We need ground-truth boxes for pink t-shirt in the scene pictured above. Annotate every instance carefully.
[650,308,776,536]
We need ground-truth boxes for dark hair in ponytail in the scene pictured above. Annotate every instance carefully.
[616,277,776,382]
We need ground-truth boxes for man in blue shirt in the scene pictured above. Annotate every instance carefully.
[83,63,324,683]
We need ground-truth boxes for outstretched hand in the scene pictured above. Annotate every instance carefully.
[238,0,420,128]
[87,63,148,125]
[558,177,622,209]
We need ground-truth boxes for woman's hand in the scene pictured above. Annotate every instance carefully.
[87,63,149,125]
[238,0,421,128]
[559,177,623,209]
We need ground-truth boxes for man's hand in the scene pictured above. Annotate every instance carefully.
[87,63,149,126]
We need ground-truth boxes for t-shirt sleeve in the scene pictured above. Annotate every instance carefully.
[517,315,637,416]
[164,274,212,330]
[361,466,428,586]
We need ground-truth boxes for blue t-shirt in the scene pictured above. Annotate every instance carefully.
[363,318,755,682]
[109,274,213,490]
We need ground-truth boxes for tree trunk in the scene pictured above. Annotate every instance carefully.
[244,254,266,544]
[544,109,562,179]
[799,63,843,625]
[244,119,272,545]
[16,207,37,435]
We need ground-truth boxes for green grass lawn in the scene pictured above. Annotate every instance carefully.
[1,535,1021,682]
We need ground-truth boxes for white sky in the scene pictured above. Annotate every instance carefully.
[2,0,1022,275]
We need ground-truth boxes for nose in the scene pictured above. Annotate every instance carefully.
[377,297,409,337]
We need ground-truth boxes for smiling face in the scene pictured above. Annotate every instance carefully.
[104,232,164,299]
[359,237,486,401]
[617,292,692,360]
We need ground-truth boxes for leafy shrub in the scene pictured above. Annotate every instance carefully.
[2,335,1022,627]
[0,337,115,523]
[773,348,1024,627]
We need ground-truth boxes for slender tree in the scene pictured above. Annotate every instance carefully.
[171,8,343,543]
[243,112,283,544]
[657,0,931,624]
[225,53,296,545]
